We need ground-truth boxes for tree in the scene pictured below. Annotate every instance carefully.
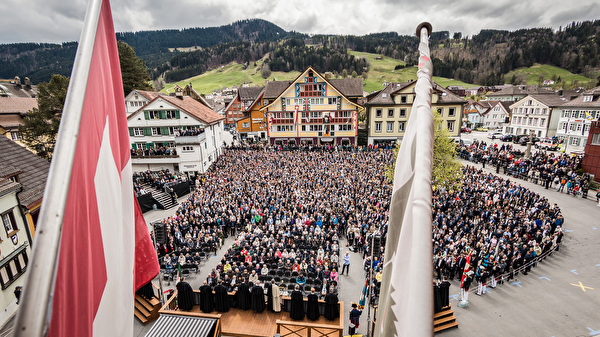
[341,69,348,78]
[261,62,271,79]
[19,74,69,160]
[386,111,462,191]
[117,41,152,96]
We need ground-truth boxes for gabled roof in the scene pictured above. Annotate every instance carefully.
[264,81,292,99]
[0,81,38,98]
[0,177,21,197]
[487,85,527,97]
[238,86,264,101]
[528,94,568,107]
[366,82,410,105]
[0,97,38,114]
[159,96,225,125]
[328,78,364,97]
[561,86,600,107]
[432,83,466,104]
[0,135,50,208]
[134,90,161,101]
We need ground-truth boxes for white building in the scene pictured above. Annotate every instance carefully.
[506,94,567,138]
[556,86,600,153]
[0,178,31,325]
[127,92,225,175]
[480,101,511,131]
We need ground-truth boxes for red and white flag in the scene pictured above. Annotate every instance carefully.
[460,252,472,289]
[46,0,159,336]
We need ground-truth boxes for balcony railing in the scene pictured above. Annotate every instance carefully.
[175,133,206,144]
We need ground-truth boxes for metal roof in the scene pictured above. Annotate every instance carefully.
[145,314,216,337]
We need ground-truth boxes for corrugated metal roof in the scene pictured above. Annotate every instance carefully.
[145,314,216,337]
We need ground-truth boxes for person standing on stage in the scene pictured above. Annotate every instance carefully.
[176,277,195,311]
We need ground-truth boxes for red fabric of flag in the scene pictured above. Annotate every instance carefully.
[48,0,159,336]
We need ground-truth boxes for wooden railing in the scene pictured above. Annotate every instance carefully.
[158,289,222,337]
[276,301,344,337]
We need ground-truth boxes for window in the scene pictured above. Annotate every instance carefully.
[437,108,443,116]
[328,97,338,105]
[447,121,454,131]
[387,121,394,132]
[375,122,382,132]
[301,125,306,131]
[168,127,176,135]
[585,124,590,133]
[401,96,407,103]
[148,111,160,119]
[448,107,456,117]
[533,118,538,126]
[2,210,17,236]
[11,131,22,140]
[182,146,194,152]
[584,95,593,102]
[151,127,160,136]
[387,109,394,118]
[0,246,28,290]
[242,122,250,128]
[376,109,382,118]
[399,109,407,117]
[298,83,324,97]
[165,110,177,119]
[592,133,600,145]
[133,128,143,136]
[398,122,405,132]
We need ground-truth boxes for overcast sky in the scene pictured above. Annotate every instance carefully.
[1,0,599,44]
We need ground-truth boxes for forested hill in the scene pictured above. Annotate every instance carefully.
[0,19,293,83]
[1,19,599,87]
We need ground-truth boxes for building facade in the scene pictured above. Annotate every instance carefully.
[236,90,268,140]
[582,121,600,180]
[0,97,37,146]
[506,94,567,138]
[261,67,363,146]
[556,86,600,153]
[365,82,465,145]
[0,178,31,326]
[127,93,225,174]
[481,101,511,131]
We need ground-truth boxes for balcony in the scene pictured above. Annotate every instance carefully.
[175,132,206,144]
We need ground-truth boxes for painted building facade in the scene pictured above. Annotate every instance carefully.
[556,86,600,153]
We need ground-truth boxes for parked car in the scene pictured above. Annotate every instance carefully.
[475,127,489,132]
[519,136,540,146]
[500,134,513,142]
[487,131,503,139]
[513,135,528,144]
[461,127,472,133]
[535,138,559,151]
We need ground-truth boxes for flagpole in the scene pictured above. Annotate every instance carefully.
[14,0,103,335]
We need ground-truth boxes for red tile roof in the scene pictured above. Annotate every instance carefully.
[161,95,225,125]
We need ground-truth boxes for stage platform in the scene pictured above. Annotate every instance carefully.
[159,290,344,337]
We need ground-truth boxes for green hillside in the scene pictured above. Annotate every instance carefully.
[162,59,300,95]
[505,64,593,87]
[163,50,478,95]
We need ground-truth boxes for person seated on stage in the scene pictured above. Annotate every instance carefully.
[296,272,306,287]
[176,277,195,311]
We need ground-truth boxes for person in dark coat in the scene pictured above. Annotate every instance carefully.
[199,281,214,313]
[251,285,266,313]
[176,277,195,311]
[237,281,251,310]
[323,289,339,321]
[289,285,305,320]
[214,281,230,312]
[306,288,320,321]
[265,282,274,312]
[348,303,362,335]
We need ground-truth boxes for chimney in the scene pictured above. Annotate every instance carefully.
[175,91,184,99]
[14,76,21,87]
[24,77,31,88]
[324,72,330,80]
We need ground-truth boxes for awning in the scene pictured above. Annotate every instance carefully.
[145,314,216,337]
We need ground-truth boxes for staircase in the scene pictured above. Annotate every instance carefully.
[434,304,458,333]
[134,294,161,325]
[140,183,178,210]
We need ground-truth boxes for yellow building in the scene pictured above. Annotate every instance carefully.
[365,81,465,145]
[260,67,363,146]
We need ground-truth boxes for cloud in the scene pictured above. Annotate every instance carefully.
[1,0,599,44]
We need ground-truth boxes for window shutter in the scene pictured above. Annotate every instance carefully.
[143,127,152,136]
[160,127,169,135]
[144,111,149,120]
[129,128,134,136]
[159,110,166,119]
[175,110,181,119]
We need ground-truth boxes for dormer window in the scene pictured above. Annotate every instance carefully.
[583,95,593,102]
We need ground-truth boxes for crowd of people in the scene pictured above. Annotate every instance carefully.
[133,169,189,195]
[153,139,570,315]
[131,145,177,157]
[457,140,591,198]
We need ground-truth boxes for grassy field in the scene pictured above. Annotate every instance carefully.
[162,59,300,95]
[505,64,593,86]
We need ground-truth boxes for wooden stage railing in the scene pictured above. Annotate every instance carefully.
[276,301,344,337]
